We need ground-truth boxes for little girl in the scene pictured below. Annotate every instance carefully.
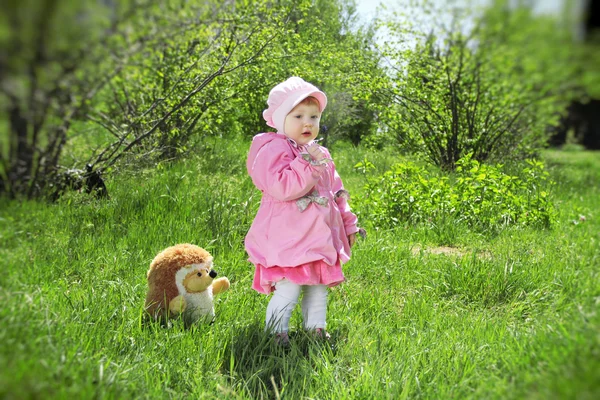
[244,77,360,344]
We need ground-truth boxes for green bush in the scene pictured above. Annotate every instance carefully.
[378,0,577,170]
[355,154,556,232]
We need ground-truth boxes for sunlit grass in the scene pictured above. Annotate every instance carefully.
[0,145,598,399]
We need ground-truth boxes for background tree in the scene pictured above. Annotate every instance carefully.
[0,0,385,199]
[218,0,387,147]
[88,1,299,167]
[379,0,578,170]
[0,0,117,198]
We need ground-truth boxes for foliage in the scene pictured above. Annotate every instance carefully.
[1,0,385,199]
[378,0,578,170]
[220,0,387,147]
[578,40,600,99]
[92,1,302,162]
[354,153,556,233]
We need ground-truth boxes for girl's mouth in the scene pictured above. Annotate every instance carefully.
[302,131,312,135]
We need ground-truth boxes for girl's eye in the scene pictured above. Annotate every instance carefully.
[312,116,318,119]
[295,115,302,119]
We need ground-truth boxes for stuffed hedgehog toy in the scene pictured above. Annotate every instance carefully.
[144,243,230,324]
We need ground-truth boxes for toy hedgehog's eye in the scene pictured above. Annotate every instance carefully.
[197,272,202,277]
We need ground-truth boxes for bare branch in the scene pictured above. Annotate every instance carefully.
[138,29,225,119]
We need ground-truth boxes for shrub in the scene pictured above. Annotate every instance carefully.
[354,154,556,233]
[379,0,577,170]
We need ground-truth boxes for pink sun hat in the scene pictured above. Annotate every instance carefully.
[262,77,327,134]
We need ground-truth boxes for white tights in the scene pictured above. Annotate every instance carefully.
[265,280,328,333]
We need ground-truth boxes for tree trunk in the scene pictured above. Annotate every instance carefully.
[6,103,32,198]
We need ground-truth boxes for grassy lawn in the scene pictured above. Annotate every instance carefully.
[0,143,598,399]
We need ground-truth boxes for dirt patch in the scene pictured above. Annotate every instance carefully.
[411,245,464,257]
[411,245,492,259]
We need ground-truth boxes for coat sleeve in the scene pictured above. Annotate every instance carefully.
[250,141,326,201]
[330,156,359,236]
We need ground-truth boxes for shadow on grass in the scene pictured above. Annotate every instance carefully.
[221,322,343,398]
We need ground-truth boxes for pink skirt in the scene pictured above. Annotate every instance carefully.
[252,260,345,294]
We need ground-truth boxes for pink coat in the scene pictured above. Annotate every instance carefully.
[245,132,359,293]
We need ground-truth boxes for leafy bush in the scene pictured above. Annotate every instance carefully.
[355,154,556,232]
[378,0,577,170]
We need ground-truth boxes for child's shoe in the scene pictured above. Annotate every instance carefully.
[274,332,290,347]
[314,328,331,340]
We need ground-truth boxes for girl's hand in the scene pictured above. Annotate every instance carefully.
[306,142,325,161]
[348,233,356,248]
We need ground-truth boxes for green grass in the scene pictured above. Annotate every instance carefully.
[1,142,599,399]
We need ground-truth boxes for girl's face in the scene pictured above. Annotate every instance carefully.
[283,102,321,146]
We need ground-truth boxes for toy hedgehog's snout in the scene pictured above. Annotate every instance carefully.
[209,270,217,278]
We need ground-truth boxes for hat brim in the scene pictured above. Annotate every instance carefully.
[289,90,327,113]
